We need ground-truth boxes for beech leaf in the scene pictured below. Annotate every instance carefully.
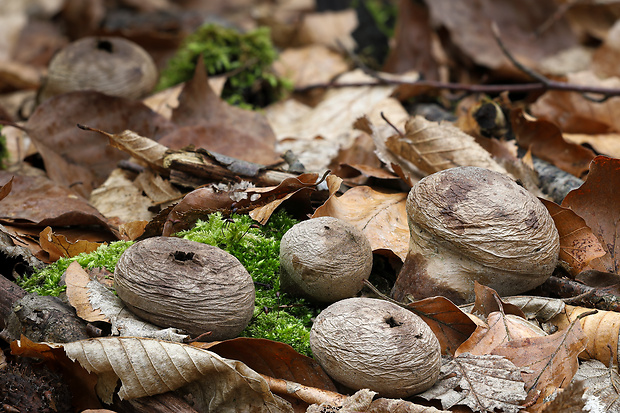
[573,359,620,411]
[46,336,292,412]
[418,353,527,413]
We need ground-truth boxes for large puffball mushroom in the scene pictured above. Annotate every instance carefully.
[310,297,441,398]
[392,166,560,305]
[38,36,157,103]
[279,216,373,303]
[114,236,255,340]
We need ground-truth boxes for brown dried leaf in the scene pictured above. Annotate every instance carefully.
[511,109,596,178]
[36,336,292,411]
[418,353,527,413]
[313,185,409,261]
[0,175,13,201]
[65,261,108,323]
[532,71,620,133]
[492,320,588,410]
[162,58,280,165]
[456,312,546,357]
[25,91,175,197]
[562,155,620,273]
[541,199,607,275]
[391,115,509,175]
[405,296,477,356]
[471,283,527,319]
[39,226,102,260]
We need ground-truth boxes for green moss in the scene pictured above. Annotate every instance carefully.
[156,23,291,108]
[0,126,9,169]
[18,241,134,296]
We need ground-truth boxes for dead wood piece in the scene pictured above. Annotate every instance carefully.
[541,275,620,312]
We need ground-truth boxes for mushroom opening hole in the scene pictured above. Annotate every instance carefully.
[385,316,403,328]
[97,39,113,53]
[173,251,194,261]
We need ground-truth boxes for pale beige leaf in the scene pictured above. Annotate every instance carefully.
[418,353,527,413]
[307,389,450,413]
[461,296,566,324]
[392,115,509,175]
[573,359,620,412]
[56,337,292,412]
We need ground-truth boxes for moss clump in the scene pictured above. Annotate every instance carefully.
[0,126,9,169]
[156,23,290,108]
[177,211,317,356]
[18,241,133,296]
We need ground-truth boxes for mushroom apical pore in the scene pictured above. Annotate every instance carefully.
[392,166,560,304]
[279,216,373,303]
[310,297,441,398]
[114,236,255,340]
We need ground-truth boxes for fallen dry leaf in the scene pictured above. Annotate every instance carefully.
[418,353,527,413]
[492,319,588,410]
[14,336,293,412]
[313,185,409,261]
[551,304,620,367]
[511,108,596,178]
[388,115,509,176]
[25,91,175,197]
[455,312,546,357]
[562,155,620,273]
[405,296,477,356]
[471,282,527,319]
[160,58,281,165]
[39,226,102,260]
[541,198,607,275]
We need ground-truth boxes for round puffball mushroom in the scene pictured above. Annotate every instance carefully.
[114,236,255,340]
[38,36,157,103]
[392,166,560,304]
[279,216,373,303]
[310,297,441,398]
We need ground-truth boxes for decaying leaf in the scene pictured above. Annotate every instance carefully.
[562,156,620,273]
[405,296,477,356]
[462,296,566,325]
[388,115,509,176]
[39,226,102,261]
[418,353,527,413]
[492,319,588,410]
[511,109,596,178]
[541,199,607,275]
[573,360,620,411]
[313,185,409,261]
[14,336,293,412]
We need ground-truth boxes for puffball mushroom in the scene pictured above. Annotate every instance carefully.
[392,166,560,305]
[279,216,373,303]
[38,36,157,103]
[114,236,255,340]
[310,297,441,398]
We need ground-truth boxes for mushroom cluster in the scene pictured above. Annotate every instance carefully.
[392,166,560,304]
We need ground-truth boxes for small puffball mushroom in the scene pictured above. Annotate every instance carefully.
[38,36,157,103]
[310,297,441,398]
[392,166,560,304]
[114,236,255,340]
[279,216,373,303]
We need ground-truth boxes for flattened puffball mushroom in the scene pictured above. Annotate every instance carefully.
[279,216,373,303]
[392,166,560,304]
[310,297,441,398]
[114,236,255,340]
[38,36,157,103]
